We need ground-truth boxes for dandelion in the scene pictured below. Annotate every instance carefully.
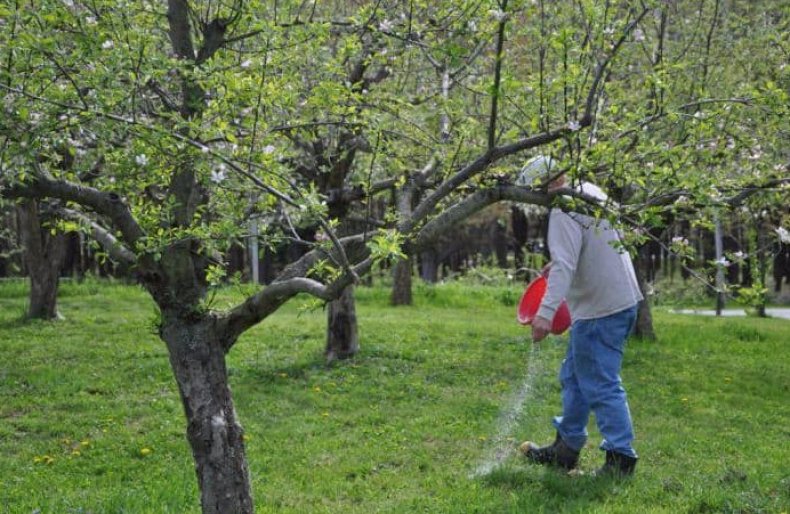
[278,372,288,378]
[140,447,152,457]
[313,386,321,392]
[321,412,330,417]
[134,153,148,166]
[101,40,114,50]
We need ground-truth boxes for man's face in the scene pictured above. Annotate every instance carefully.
[547,173,567,193]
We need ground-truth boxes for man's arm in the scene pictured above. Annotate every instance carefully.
[533,210,582,342]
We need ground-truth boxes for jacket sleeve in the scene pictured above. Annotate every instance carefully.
[537,209,582,320]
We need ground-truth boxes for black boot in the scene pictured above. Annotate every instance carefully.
[595,450,637,477]
[519,432,580,470]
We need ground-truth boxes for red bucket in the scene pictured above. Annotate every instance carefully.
[517,275,571,334]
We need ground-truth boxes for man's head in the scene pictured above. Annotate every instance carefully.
[518,155,566,191]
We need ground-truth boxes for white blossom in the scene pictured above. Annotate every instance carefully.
[603,26,615,36]
[489,9,507,22]
[733,251,747,260]
[714,257,730,267]
[776,226,790,244]
[85,16,97,25]
[134,153,148,166]
[378,19,394,32]
[262,144,276,155]
[101,40,114,50]
[240,59,252,69]
[567,120,581,132]
[210,165,227,184]
[633,28,645,42]
[672,236,689,245]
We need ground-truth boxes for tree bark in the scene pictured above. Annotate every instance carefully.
[160,315,253,514]
[325,285,359,362]
[633,262,656,341]
[17,199,67,320]
[391,255,413,305]
[420,249,439,283]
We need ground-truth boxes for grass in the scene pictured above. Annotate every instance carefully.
[0,278,788,513]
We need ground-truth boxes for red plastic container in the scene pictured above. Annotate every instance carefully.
[517,275,571,334]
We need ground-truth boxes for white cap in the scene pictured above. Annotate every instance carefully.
[516,155,555,187]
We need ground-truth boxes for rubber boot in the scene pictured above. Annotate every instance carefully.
[595,450,637,477]
[519,432,580,470]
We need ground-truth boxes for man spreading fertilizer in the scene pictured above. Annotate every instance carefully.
[517,156,643,476]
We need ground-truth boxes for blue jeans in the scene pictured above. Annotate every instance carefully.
[552,305,638,458]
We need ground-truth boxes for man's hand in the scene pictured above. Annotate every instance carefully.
[532,316,552,343]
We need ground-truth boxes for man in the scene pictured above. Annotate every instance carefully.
[519,157,643,476]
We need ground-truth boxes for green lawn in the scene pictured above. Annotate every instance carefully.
[0,279,788,513]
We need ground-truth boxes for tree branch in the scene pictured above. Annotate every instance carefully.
[3,171,146,249]
[59,208,137,265]
[219,253,373,350]
[583,8,650,124]
[414,185,547,249]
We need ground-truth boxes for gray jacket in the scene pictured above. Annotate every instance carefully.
[537,208,643,322]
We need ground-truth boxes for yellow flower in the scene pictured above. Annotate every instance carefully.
[313,386,321,392]
[140,447,152,457]
[80,439,90,447]
[321,411,330,417]
[71,450,81,457]
[278,373,288,378]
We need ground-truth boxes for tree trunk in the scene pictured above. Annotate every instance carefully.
[391,256,413,305]
[420,249,439,283]
[633,263,656,341]
[511,206,529,271]
[160,315,254,514]
[17,199,67,320]
[326,285,359,362]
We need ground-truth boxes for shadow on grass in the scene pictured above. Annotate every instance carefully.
[480,464,633,508]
